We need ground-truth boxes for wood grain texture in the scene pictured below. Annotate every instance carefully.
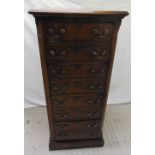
[29,10,128,150]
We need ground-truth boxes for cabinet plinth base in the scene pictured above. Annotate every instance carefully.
[49,138,104,150]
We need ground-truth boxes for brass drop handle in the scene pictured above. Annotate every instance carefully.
[104,28,110,35]
[100,68,105,74]
[60,50,66,56]
[96,99,102,104]
[48,28,55,35]
[60,69,67,75]
[88,98,102,104]
[48,27,66,38]
[89,84,95,90]
[88,99,94,104]
[59,28,66,35]
[92,28,110,38]
[88,123,98,129]
[56,113,67,119]
[92,28,100,36]
[56,124,66,129]
[90,69,96,74]
[98,84,104,89]
[49,50,55,56]
[101,50,107,56]
[91,50,98,57]
[53,85,59,90]
[61,85,67,92]
[51,69,57,75]
[54,100,65,106]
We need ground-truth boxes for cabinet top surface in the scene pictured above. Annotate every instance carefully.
[28,8,129,17]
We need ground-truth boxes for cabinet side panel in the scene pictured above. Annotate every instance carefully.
[35,18,54,141]
[101,20,122,127]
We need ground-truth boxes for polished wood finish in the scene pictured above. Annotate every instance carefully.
[28,9,128,150]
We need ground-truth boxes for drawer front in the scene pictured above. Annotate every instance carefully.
[48,63,107,79]
[45,22,113,42]
[46,45,110,62]
[51,95,104,108]
[54,129,102,141]
[53,107,102,121]
[53,120,102,132]
[50,79,105,95]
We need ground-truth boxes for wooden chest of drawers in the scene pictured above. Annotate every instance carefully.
[28,9,128,150]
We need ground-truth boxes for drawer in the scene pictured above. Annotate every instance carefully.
[53,120,102,132]
[46,45,111,62]
[44,22,113,42]
[50,79,105,95]
[48,63,107,79]
[51,95,104,108]
[53,106,102,121]
[54,129,102,141]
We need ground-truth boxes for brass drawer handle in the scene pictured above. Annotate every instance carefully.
[52,85,67,92]
[98,84,104,89]
[53,85,59,90]
[61,85,67,91]
[54,100,65,106]
[88,123,98,129]
[96,99,102,104]
[89,84,95,90]
[88,99,94,104]
[91,50,98,57]
[49,50,55,56]
[56,113,67,119]
[59,28,66,35]
[56,124,67,129]
[61,69,67,75]
[60,50,66,56]
[48,28,55,35]
[48,27,66,38]
[88,98,102,104]
[90,69,96,74]
[51,69,67,76]
[92,28,110,38]
[104,28,110,35]
[92,28,100,36]
[87,132,95,138]
[101,50,107,56]
[51,69,57,75]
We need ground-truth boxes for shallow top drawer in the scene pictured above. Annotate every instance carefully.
[44,22,113,42]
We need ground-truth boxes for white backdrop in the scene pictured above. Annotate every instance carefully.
[24,0,131,108]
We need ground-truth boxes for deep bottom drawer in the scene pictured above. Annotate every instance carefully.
[54,128,102,141]
[53,118,103,142]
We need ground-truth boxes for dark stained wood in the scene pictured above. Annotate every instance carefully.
[47,62,107,79]
[49,138,104,150]
[53,106,102,121]
[28,9,128,150]
[50,78,105,95]
[45,44,111,62]
[50,94,104,108]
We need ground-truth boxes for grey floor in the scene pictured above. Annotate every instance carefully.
[24,104,131,155]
